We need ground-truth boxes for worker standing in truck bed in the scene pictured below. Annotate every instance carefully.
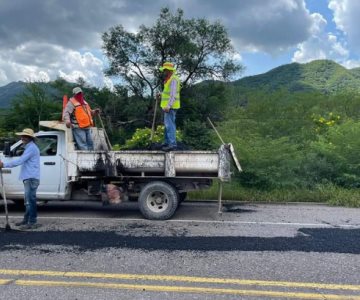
[157,62,181,152]
[63,87,100,150]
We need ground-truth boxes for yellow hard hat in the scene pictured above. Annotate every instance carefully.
[159,61,176,71]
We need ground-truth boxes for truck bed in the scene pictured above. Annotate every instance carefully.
[38,121,240,182]
[67,145,232,180]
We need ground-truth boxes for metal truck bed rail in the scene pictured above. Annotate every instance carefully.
[67,144,232,181]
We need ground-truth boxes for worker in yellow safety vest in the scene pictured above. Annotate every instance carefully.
[157,62,181,151]
[63,87,100,150]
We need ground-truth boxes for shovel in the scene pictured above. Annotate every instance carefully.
[0,169,11,231]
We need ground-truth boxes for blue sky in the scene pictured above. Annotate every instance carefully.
[243,0,358,76]
[243,0,331,76]
[0,0,359,88]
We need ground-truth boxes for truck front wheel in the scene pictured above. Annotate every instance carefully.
[138,181,179,220]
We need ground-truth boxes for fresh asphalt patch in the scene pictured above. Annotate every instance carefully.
[1,227,359,254]
[1,201,360,255]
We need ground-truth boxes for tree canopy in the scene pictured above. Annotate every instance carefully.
[3,82,61,131]
[102,7,243,99]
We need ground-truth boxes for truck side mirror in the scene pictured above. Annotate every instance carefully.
[3,141,12,157]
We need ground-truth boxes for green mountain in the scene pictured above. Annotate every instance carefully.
[233,59,360,94]
[0,81,27,108]
[0,81,61,109]
[0,60,359,110]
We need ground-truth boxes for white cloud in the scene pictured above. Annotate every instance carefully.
[341,60,360,69]
[171,0,314,53]
[0,42,111,88]
[329,0,360,52]
[0,0,332,86]
[231,53,242,61]
[0,68,7,82]
[292,13,352,66]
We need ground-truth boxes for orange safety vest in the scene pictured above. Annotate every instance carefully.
[70,98,93,128]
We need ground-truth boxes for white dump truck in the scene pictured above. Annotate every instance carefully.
[0,121,241,220]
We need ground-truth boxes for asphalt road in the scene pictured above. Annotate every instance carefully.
[0,200,359,300]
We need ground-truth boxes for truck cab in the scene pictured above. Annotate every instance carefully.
[1,130,67,201]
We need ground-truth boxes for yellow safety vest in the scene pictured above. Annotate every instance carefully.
[160,74,181,109]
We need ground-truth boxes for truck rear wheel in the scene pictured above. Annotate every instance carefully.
[138,181,179,220]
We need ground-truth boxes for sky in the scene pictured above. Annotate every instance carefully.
[0,0,360,88]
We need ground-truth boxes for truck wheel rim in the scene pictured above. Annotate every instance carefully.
[146,191,169,212]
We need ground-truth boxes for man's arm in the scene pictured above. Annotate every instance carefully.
[1,145,36,168]
[63,102,75,128]
[91,108,101,116]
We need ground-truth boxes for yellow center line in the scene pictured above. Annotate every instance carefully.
[0,268,359,291]
[0,279,12,285]
[12,279,360,299]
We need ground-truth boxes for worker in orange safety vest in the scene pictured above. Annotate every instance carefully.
[63,87,100,150]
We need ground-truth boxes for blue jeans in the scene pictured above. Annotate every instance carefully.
[73,127,94,150]
[164,109,177,147]
[23,178,40,224]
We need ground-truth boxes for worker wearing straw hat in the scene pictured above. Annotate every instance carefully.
[0,128,40,229]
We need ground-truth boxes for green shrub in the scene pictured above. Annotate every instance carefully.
[182,120,217,150]
[189,182,360,207]
[113,125,182,150]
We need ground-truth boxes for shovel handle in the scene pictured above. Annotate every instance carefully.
[0,170,9,224]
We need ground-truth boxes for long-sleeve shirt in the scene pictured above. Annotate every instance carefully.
[167,79,178,109]
[3,141,40,180]
[63,101,79,127]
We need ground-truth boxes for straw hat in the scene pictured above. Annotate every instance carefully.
[15,128,35,138]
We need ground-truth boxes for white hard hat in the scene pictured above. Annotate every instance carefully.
[72,87,83,95]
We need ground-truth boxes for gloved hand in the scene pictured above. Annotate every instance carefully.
[65,121,72,128]
[0,161,3,168]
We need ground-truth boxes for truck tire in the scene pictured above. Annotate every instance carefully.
[138,181,179,220]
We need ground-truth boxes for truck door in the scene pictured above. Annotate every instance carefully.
[36,135,62,199]
[2,134,62,200]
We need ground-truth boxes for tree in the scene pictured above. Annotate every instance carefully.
[102,7,243,101]
[102,7,243,148]
[4,82,61,131]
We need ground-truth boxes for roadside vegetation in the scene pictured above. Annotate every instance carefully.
[0,8,359,207]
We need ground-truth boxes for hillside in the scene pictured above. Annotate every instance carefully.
[0,81,61,109]
[1,60,359,110]
[0,81,27,108]
[233,59,360,93]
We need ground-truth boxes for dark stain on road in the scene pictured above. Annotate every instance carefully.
[0,227,359,254]
[222,204,256,213]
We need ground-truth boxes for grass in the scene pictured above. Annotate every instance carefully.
[188,182,360,207]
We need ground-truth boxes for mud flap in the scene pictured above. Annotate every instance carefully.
[229,143,242,172]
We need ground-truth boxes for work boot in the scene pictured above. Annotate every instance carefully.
[162,145,177,152]
[15,220,27,226]
[19,223,41,230]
